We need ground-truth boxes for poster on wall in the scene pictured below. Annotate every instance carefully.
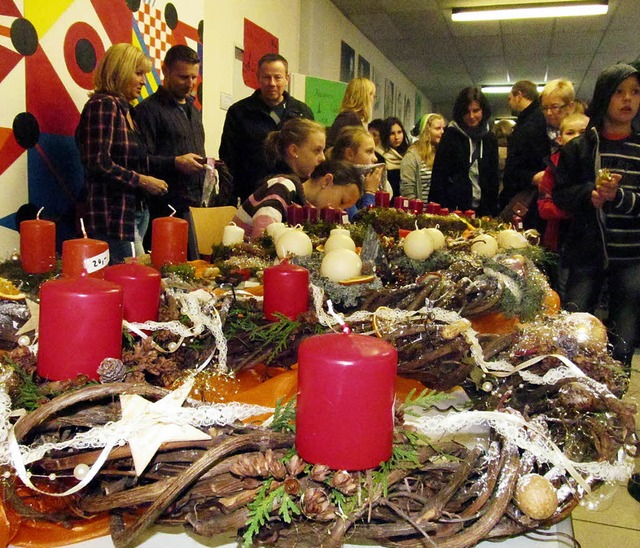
[384,78,395,118]
[357,55,370,79]
[340,41,355,83]
[371,67,383,119]
[0,0,204,253]
[304,76,347,127]
[242,18,279,89]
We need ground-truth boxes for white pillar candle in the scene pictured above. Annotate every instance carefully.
[222,223,245,246]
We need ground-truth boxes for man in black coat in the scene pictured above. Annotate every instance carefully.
[499,80,550,228]
[219,54,315,202]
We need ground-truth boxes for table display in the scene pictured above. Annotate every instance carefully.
[0,207,636,547]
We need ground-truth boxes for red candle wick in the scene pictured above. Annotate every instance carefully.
[36,206,44,220]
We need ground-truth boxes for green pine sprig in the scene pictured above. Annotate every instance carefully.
[400,388,454,416]
[270,397,296,433]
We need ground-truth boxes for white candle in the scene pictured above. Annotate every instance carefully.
[222,223,245,246]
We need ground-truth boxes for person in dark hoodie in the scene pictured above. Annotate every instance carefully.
[428,87,499,216]
[554,63,640,367]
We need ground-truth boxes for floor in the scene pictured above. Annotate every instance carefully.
[571,352,640,547]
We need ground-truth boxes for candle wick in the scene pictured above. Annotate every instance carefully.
[36,206,44,221]
[130,241,136,259]
[79,218,88,238]
[168,204,177,217]
[326,300,351,335]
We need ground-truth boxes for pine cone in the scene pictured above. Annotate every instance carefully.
[229,450,286,479]
[97,358,126,383]
[309,463,331,482]
[285,454,306,477]
[300,487,336,521]
[265,449,286,480]
[330,470,358,495]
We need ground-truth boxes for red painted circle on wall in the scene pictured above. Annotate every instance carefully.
[64,22,105,90]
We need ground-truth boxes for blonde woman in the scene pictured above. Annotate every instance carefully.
[400,113,446,200]
[75,43,202,262]
[327,77,376,147]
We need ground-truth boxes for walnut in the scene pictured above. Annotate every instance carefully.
[514,473,558,520]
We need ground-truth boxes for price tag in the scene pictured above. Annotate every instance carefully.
[83,249,110,273]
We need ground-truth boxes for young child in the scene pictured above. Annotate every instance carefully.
[537,112,590,252]
[554,63,640,367]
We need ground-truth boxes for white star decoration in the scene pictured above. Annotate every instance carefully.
[118,379,211,476]
[16,298,39,337]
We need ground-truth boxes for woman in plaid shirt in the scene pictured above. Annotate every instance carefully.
[75,43,202,262]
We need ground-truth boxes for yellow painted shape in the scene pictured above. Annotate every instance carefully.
[25,0,76,37]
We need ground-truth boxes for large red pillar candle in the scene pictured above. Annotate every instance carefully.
[62,237,109,278]
[20,219,56,273]
[151,216,188,269]
[296,332,398,470]
[37,275,123,381]
[263,261,309,321]
[104,262,161,323]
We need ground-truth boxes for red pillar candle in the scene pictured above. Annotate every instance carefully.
[62,237,109,278]
[394,196,410,211]
[320,207,337,223]
[375,191,390,207]
[37,275,123,381]
[263,261,309,321]
[151,216,188,269]
[104,262,161,323]
[464,209,476,219]
[20,218,56,273]
[296,332,398,470]
[287,203,305,226]
[303,203,319,223]
[409,199,424,214]
[440,207,450,216]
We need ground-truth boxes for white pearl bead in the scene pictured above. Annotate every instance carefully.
[73,463,90,480]
[48,473,57,481]
[482,381,493,392]
[17,335,30,347]
[168,342,179,352]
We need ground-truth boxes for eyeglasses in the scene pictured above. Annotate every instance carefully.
[541,104,568,113]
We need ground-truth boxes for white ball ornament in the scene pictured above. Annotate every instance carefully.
[471,234,498,257]
[403,229,434,260]
[321,249,362,282]
[496,229,528,249]
[265,222,287,241]
[329,228,351,238]
[324,233,356,253]
[423,227,445,250]
[276,229,313,259]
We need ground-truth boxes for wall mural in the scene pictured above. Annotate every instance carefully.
[0,0,203,251]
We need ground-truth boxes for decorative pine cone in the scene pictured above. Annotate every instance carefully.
[97,358,126,383]
[309,463,331,482]
[229,450,287,479]
[330,470,358,495]
[300,487,336,521]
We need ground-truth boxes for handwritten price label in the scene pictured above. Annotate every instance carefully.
[83,249,110,273]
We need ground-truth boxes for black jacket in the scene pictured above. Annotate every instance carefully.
[428,122,499,216]
[219,90,314,201]
[500,100,549,208]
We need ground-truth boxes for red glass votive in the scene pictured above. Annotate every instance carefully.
[62,237,109,278]
[375,191,390,208]
[151,216,188,269]
[296,332,398,470]
[37,275,123,381]
[263,261,309,321]
[408,199,424,214]
[20,219,56,274]
[104,262,161,323]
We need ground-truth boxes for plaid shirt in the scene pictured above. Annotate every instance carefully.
[75,93,172,240]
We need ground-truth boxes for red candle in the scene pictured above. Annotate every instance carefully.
[303,203,319,223]
[375,191,390,207]
[452,209,464,216]
[286,203,305,226]
[426,202,441,214]
[398,228,411,239]
[464,209,476,219]
[440,207,450,216]
[320,207,337,223]
[393,196,409,211]
[296,332,398,470]
[20,218,56,273]
[409,199,424,214]
[104,262,161,323]
[263,261,309,321]
[151,216,188,269]
[37,275,123,381]
[62,237,109,278]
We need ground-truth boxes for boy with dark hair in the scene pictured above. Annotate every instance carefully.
[554,63,640,367]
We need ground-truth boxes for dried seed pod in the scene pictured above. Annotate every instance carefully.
[330,470,358,495]
[300,487,337,521]
[284,477,300,496]
[309,463,331,482]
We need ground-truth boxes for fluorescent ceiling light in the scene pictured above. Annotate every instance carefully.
[482,85,546,94]
[452,1,608,22]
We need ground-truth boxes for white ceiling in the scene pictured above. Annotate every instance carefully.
[329,0,640,119]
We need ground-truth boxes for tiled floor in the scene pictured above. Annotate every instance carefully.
[571,352,640,547]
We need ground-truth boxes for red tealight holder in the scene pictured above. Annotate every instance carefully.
[20,216,56,274]
[296,332,398,470]
[104,261,161,323]
[37,274,123,381]
[263,261,309,321]
[151,215,188,269]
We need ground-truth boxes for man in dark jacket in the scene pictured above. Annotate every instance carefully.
[499,80,550,228]
[219,54,315,202]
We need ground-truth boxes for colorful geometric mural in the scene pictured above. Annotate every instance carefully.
[0,0,203,255]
